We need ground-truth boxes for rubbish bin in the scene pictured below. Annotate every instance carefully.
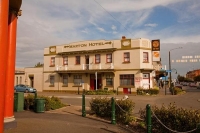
[35,98,45,113]
[14,92,24,112]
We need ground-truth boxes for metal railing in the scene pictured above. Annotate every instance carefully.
[55,63,114,71]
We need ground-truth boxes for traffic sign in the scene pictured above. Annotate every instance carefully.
[166,70,171,72]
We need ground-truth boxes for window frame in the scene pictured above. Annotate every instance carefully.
[106,75,113,86]
[75,56,80,65]
[63,75,68,86]
[63,56,68,65]
[106,54,112,63]
[50,57,55,66]
[120,74,134,86]
[143,52,149,63]
[50,76,55,86]
[73,75,82,86]
[95,54,101,64]
[124,52,130,63]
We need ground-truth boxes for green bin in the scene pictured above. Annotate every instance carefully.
[14,92,24,112]
[35,98,45,113]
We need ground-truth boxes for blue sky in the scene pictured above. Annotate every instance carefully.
[16,0,200,77]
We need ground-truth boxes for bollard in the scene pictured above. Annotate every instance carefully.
[111,97,116,125]
[146,104,152,133]
[82,94,86,117]
[34,92,37,112]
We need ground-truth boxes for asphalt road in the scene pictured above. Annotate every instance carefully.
[38,86,200,116]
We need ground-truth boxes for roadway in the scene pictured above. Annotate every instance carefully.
[37,86,200,116]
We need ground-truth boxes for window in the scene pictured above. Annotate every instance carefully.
[50,76,55,86]
[74,75,82,86]
[124,52,130,62]
[50,57,55,66]
[63,56,68,65]
[75,56,80,64]
[106,75,113,86]
[63,75,68,85]
[120,74,134,86]
[143,52,148,62]
[20,77,22,84]
[95,54,100,63]
[106,54,112,63]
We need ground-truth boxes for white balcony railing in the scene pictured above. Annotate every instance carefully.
[55,63,114,71]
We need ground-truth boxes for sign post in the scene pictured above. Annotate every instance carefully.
[95,72,97,91]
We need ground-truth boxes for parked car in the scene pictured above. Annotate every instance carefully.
[197,85,200,89]
[189,83,196,87]
[14,84,37,93]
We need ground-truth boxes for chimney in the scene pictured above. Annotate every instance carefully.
[122,36,126,39]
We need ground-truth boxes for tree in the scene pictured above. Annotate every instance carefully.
[194,75,200,82]
[34,62,44,67]
[177,75,185,82]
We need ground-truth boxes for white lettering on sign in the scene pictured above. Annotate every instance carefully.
[64,41,112,48]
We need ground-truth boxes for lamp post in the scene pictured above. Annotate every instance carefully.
[169,47,182,95]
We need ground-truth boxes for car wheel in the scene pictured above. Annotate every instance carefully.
[25,89,28,93]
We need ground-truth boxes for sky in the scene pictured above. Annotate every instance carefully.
[16,0,200,77]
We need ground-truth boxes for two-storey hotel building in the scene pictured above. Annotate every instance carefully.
[15,37,162,93]
[42,36,154,93]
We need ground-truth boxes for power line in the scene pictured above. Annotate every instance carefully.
[93,0,135,37]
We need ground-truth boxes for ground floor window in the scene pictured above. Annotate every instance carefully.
[106,75,113,86]
[74,75,82,86]
[120,74,134,86]
[63,75,68,85]
[50,76,55,86]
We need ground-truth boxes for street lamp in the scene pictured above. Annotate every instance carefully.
[169,47,182,95]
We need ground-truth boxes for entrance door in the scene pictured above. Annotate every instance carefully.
[29,76,34,87]
[90,74,102,90]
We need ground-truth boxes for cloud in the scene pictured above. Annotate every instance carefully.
[97,27,106,32]
[144,23,158,27]
[111,25,117,30]
[15,0,200,71]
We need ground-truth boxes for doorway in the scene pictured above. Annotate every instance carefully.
[29,76,34,87]
[90,74,102,90]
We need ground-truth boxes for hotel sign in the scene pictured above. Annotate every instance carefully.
[64,41,112,48]
[152,40,160,51]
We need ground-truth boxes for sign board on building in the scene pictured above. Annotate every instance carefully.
[152,39,160,51]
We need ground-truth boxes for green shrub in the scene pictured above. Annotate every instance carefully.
[90,97,135,124]
[170,87,185,95]
[137,88,159,95]
[24,94,66,111]
[85,89,115,95]
[139,103,200,132]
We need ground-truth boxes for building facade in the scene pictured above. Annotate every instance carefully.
[42,37,155,93]
[15,37,162,93]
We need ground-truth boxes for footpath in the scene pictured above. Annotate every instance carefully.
[4,105,135,133]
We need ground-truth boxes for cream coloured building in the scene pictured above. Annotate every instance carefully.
[15,37,161,93]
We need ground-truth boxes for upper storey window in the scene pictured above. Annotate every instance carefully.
[63,56,68,65]
[75,56,80,65]
[124,52,130,62]
[106,54,112,63]
[143,52,149,63]
[50,57,55,66]
[95,54,101,64]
